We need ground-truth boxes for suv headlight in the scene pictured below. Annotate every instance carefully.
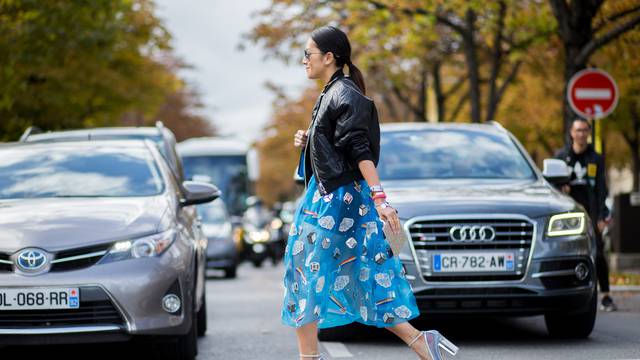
[547,212,586,237]
[99,229,177,264]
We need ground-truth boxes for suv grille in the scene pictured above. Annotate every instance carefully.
[0,286,124,328]
[408,217,534,281]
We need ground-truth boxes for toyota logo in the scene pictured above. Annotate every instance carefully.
[449,225,496,242]
[16,249,47,271]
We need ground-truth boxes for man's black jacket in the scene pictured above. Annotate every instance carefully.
[554,144,609,222]
[301,70,380,195]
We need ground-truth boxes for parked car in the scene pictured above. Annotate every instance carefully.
[20,121,185,182]
[321,122,597,340]
[0,140,218,359]
[197,199,238,278]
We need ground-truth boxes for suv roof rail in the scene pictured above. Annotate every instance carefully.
[19,126,43,142]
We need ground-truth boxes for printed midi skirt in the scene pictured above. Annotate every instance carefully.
[281,175,419,329]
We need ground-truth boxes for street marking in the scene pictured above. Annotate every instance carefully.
[575,88,612,100]
[321,341,354,358]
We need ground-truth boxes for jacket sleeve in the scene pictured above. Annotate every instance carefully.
[332,94,375,165]
[595,154,610,220]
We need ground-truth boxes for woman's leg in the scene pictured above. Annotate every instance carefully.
[295,321,320,359]
[387,322,431,360]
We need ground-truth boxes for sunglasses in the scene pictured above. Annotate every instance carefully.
[304,49,324,60]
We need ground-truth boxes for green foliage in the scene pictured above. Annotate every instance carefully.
[0,0,177,140]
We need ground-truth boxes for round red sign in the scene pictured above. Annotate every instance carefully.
[567,68,618,120]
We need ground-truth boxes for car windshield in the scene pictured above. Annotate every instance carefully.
[377,129,536,180]
[182,155,248,215]
[197,200,228,224]
[0,146,165,199]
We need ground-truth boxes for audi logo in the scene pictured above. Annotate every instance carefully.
[449,225,496,242]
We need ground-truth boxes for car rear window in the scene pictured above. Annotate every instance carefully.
[0,146,164,199]
[378,129,536,180]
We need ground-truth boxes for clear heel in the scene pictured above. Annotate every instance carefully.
[408,330,458,360]
[431,330,458,356]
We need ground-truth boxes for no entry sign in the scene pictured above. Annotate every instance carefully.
[567,68,618,119]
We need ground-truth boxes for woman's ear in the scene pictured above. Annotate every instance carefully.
[323,52,335,66]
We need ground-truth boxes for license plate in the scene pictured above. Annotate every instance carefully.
[0,288,80,310]
[433,252,514,273]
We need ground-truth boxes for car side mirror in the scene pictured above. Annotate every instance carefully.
[181,181,221,206]
[542,159,570,186]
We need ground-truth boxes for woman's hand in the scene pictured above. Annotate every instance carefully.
[294,130,309,148]
[375,199,401,234]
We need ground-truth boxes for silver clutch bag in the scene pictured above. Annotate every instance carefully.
[382,221,408,256]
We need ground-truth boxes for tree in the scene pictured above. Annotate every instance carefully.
[254,84,318,205]
[0,0,176,140]
[596,29,640,191]
[548,0,640,144]
[245,0,553,123]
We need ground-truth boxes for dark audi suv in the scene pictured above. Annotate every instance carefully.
[0,140,218,359]
[378,122,597,338]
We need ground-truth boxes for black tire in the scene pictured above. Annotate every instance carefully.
[156,311,198,360]
[252,259,263,268]
[197,290,207,337]
[545,291,597,338]
[224,266,237,279]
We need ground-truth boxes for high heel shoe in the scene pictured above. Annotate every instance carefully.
[408,330,458,360]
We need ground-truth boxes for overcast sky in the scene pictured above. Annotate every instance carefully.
[155,0,308,142]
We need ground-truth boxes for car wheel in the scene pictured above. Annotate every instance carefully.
[197,290,207,337]
[545,291,597,338]
[155,310,198,360]
[224,266,237,278]
[252,259,263,268]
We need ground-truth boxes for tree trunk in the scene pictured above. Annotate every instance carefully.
[633,147,640,192]
[562,47,586,146]
[432,61,445,122]
[463,9,481,123]
[417,65,428,122]
[486,0,506,122]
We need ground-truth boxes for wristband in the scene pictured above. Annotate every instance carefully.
[369,185,384,193]
[372,193,387,200]
[375,201,391,209]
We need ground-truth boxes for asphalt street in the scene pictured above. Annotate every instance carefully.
[4,263,640,360]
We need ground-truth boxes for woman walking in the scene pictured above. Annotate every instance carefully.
[281,26,459,360]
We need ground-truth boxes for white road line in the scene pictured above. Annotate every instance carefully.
[321,341,354,358]
[575,88,612,100]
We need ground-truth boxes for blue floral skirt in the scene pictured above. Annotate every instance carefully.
[281,175,419,329]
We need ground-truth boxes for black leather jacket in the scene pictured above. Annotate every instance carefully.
[300,70,380,196]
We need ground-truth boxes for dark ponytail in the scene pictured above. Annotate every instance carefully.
[346,62,366,95]
[311,26,366,95]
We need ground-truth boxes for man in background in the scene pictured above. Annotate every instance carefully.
[555,118,617,311]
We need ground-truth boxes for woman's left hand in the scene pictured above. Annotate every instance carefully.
[375,201,401,234]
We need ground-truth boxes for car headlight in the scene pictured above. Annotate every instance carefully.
[270,218,283,230]
[248,230,270,243]
[547,212,586,237]
[99,229,177,264]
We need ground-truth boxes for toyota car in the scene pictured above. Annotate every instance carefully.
[375,123,597,338]
[0,140,218,359]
